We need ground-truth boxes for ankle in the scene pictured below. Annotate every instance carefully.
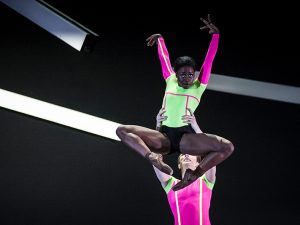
[145,152,152,159]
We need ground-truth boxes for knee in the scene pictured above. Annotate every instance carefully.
[151,141,164,150]
[222,141,234,156]
[116,125,130,139]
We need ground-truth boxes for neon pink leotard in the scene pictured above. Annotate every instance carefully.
[164,175,215,225]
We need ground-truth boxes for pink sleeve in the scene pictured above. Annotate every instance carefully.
[157,37,175,80]
[198,34,219,84]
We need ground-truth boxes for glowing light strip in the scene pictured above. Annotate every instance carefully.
[0,73,298,140]
[0,88,121,141]
[0,0,98,51]
[197,72,300,104]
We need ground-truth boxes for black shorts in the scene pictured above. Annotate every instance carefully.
[161,125,195,154]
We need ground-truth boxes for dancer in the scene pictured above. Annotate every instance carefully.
[116,14,233,190]
[154,153,216,225]
[153,108,216,225]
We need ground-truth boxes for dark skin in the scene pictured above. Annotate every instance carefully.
[200,14,219,34]
[146,14,219,46]
[116,14,233,181]
[176,66,195,89]
[146,14,218,89]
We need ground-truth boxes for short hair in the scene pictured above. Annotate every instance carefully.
[173,56,196,73]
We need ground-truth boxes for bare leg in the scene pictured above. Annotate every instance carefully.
[172,133,234,191]
[180,133,234,172]
[116,125,173,174]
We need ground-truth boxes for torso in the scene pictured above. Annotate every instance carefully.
[165,176,214,225]
[162,74,207,128]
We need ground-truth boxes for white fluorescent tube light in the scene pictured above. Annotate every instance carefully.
[0,88,121,141]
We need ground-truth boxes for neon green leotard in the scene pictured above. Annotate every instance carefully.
[157,34,219,128]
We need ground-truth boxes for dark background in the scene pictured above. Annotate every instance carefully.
[0,1,299,224]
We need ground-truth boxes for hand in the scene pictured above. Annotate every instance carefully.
[182,108,202,133]
[146,34,162,47]
[148,152,163,161]
[182,108,197,126]
[200,14,219,34]
[156,108,167,127]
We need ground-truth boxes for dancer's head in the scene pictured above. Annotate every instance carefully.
[178,154,200,175]
[174,56,196,89]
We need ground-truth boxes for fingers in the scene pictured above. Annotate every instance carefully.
[146,34,157,41]
[187,108,194,116]
[145,35,154,41]
[182,115,193,119]
[159,108,166,115]
[146,34,161,46]
[210,23,219,33]
[200,16,210,31]
[182,110,196,123]
[200,22,219,33]
[147,39,155,46]
[157,108,167,122]
[200,25,208,30]
[147,39,156,46]
[157,116,168,122]
[146,34,161,41]
[202,14,212,24]
[182,115,194,123]
[207,14,211,23]
[146,35,155,46]
[200,17,210,26]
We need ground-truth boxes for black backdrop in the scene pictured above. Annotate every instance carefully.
[0,1,299,225]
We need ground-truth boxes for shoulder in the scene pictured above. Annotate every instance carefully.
[164,176,179,193]
[203,167,216,190]
[166,73,177,82]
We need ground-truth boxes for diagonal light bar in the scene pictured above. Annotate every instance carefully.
[0,0,98,51]
[0,88,121,141]
[195,72,300,104]
[0,74,299,141]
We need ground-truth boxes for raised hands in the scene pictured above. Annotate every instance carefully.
[200,14,219,34]
[146,33,162,47]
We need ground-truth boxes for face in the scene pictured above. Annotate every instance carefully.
[176,66,195,89]
[178,154,199,171]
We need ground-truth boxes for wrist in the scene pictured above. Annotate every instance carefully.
[156,125,162,131]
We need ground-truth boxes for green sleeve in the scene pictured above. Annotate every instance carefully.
[203,175,215,190]
[164,176,176,193]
